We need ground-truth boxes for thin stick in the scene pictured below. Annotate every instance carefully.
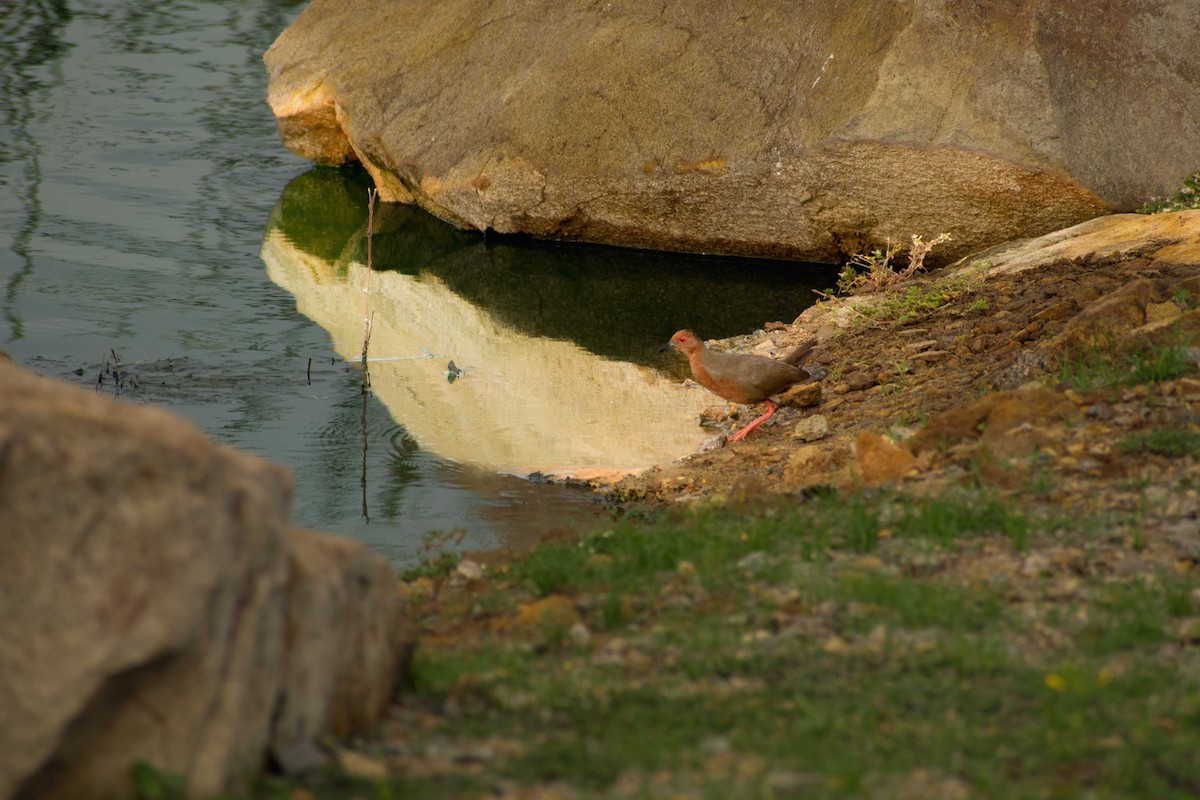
[359,188,378,521]
[361,188,377,393]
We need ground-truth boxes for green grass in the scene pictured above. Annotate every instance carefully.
[285,481,1200,800]
[510,487,1038,604]
[1058,338,1195,391]
[401,592,1200,799]
[850,280,967,326]
[1118,429,1200,458]
[1138,170,1200,213]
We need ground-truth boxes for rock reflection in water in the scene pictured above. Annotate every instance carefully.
[261,167,833,478]
[263,230,714,477]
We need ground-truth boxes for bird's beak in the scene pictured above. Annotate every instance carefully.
[658,340,676,353]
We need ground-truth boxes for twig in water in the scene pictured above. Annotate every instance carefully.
[361,188,378,394]
[110,348,121,395]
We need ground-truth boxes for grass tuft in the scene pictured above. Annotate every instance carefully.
[1117,429,1200,458]
[1138,170,1200,213]
[1058,339,1195,391]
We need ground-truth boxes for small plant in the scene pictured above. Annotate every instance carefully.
[836,240,902,294]
[1117,429,1200,458]
[400,529,466,580]
[1138,170,1200,213]
[964,297,991,314]
[881,359,911,396]
[850,278,969,326]
[130,762,186,800]
[1058,339,1195,391]
[836,233,953,295]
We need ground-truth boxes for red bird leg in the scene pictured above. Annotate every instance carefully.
[728,399,779,442]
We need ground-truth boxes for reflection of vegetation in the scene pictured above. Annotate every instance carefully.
[376,427,422,519]
[268,168,838,370]
[267,166,376,263]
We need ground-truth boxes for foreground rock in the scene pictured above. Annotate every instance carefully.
[264,0,1200,263]
[0,360,411,799]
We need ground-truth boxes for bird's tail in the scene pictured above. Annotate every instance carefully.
[782,337,818,367]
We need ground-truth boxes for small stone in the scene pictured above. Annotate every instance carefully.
[568,621,592,647]
[514,595,580,634]
[845,371,877,391]
[456,559,485,581]
[334,749,389,780]
[1175,617,1200,642]
[903,339,938,352]
[767,771,825,794]
[1035,299,1077,322]
[786,445,823,477]
[1013,320,1043,342]
[865,623,889,653]
[1146,300,1182,324]
[1168,377,1200,398]
[659,593,695,611]
[273,741,330,776]
[698,735,733,756]
[736,551,768,573]
[820,635,850,654]
[856,431,916,486]
[1020,552,1049,577]
[699,405,732,422]
[779,381,822,408]
[909,349,949,363]
[792,414,830,442]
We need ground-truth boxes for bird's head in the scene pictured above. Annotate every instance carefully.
[660,329,703,355]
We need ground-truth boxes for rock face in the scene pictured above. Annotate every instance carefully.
[263,0,1200,264]
[0,360,409,799]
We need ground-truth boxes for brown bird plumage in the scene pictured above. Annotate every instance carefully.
[663,329,815,441]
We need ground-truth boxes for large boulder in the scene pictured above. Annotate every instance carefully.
[263,0,1200,264]
[0,359,410,799]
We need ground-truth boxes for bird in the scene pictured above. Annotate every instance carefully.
[661,329,815,441]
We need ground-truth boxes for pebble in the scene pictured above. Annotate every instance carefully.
[334,749,389,780]
[736,551,768,573]
[568,621,592,647]
[792,414,830,442]
[909,349,949,363]
[844,371,877,391]
[456,559,485,581]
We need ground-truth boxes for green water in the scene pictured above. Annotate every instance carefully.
[1,0,835,566]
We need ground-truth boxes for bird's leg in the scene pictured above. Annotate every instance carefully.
[728,399,779,442]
